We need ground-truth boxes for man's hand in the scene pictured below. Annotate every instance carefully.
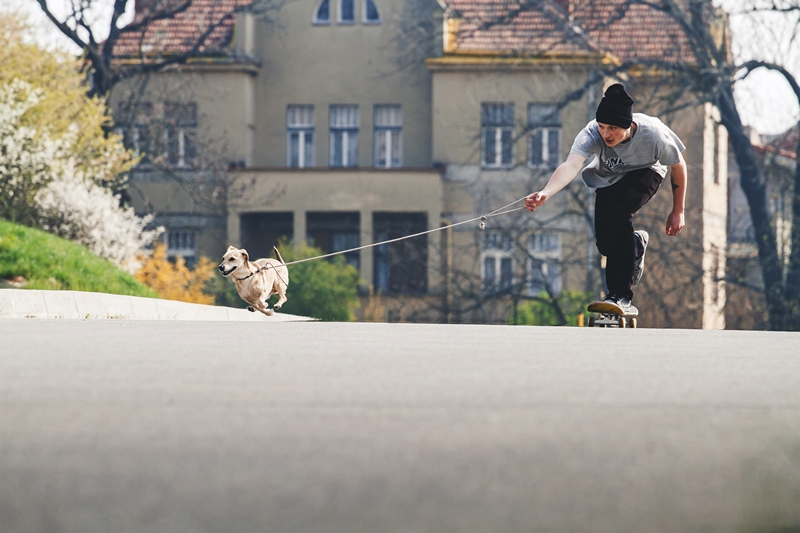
[524,153,586,213]
[666,210,684,236]
[524,191,549,212]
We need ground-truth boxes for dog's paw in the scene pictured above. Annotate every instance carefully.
[247,306,255,312]
[265,308,274,316]
[273,304,281,310]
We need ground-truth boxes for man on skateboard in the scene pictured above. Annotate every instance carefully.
[524,83,686,315]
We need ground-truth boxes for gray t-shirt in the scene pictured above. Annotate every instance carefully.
[569,113,685,188]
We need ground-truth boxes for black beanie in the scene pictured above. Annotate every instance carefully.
[596,83,634,128]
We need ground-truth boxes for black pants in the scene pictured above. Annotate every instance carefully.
[594,168,662,301]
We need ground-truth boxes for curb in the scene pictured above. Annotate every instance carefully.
[0,289,314,322]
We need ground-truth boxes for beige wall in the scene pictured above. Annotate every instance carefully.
[251,0,433,168]
[110,67,256,166]
[429,63,594,165]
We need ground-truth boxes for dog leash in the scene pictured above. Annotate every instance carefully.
[232,196,528,293]
[280,196,529,268]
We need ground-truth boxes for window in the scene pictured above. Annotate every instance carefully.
[314,0,330,23]
[287,105,314,168]
[374,105,402,168]
[364,0,380,23]
[339,0,354,23]
[374,213,427,294]
[528,104,561,168]
[240,212,294,260]
[330,105,359,167]
[166,230,196,264]
[481,103,514,168]
[127,102,154,166]
[482,231,514,294]
[307,212,360,270]
[164,102,197,169]
[528,232,562,296]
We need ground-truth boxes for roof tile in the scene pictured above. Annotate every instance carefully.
[113,0,249,57]
[447,0,695,62]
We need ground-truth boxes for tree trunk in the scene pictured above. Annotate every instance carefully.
[716,87,787,330]
[785,127,800,330]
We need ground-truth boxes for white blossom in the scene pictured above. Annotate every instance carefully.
[1,79,162,273]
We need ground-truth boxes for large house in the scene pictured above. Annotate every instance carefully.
[111,0,728,328]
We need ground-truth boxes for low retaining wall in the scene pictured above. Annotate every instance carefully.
[0,289,313,322]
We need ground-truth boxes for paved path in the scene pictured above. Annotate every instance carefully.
[1,320,800,533]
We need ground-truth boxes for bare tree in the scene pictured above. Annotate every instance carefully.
[438,0,800,329]
[34,0,284,98]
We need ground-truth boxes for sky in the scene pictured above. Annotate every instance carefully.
[11,0,800,136]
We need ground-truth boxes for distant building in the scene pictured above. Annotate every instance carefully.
[111,0,729,327]
[726,126,798,329]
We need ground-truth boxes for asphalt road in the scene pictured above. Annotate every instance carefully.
[1,320,800,533]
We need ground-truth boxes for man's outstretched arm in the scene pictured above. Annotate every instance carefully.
[666,154,687,236]
[524,153,587,212]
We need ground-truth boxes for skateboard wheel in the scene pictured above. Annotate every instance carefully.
[631,318,638,329]
[587,317,595,327]
[619,317,627,328]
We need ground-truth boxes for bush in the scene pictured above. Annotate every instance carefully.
[278,241,360,321]
[512,290,596,326]
[135,243,216,304]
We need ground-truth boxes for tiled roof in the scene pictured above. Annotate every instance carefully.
[113,0,249,57]
[446,0,695,63]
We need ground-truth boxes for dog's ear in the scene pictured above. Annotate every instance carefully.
[240,249,249,262]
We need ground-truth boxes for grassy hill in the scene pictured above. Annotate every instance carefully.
[0,219,157,297]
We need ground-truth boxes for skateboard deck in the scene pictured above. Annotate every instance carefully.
[586,300,639,328]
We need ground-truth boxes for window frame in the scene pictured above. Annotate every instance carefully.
[313,0,331,24]
[481,231,514,294]
[165,229,197,260]
[330,105,359,168]
[363,0,380,24]
[373,104,402,168]
[528,104,562,169]
[287,105,315,168]
[527,232,562,296]
[338,0,355,24]
[481,103,515,169]
[163,101,198,169]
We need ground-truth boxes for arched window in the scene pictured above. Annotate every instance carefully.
[339,0,355,23]
[364,0,380,23]
[313,0,330,23]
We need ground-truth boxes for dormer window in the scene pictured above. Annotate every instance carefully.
[314,0,330,23]
[364,0,380,23]
[339,0,355,23]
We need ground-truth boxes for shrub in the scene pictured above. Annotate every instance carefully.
[136,243,216,304]
[512,290,596,326]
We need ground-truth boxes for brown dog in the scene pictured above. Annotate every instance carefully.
[218,246,289,316]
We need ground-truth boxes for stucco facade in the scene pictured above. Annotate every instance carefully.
[113,0,728,327]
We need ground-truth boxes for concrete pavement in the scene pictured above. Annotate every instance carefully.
[0,288,312,321]
[1,320,799,533]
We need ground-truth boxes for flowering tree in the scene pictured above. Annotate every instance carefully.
[0,80,63,224]
[0,78,162,273]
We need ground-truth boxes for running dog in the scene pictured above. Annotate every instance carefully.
[218,246,289,316]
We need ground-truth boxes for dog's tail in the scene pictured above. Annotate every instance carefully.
[273,246,285,265]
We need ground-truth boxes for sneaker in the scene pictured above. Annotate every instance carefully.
[632,230,649,286]
[588,294,633,315]
[605,294,632,313]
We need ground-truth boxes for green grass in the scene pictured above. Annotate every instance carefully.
[0,219,157,297]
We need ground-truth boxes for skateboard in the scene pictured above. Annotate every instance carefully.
[585,300,639,328]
